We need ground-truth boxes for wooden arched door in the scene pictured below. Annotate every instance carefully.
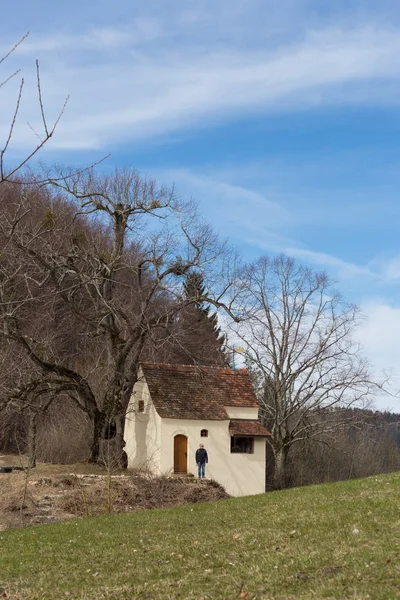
[174,435,188,474]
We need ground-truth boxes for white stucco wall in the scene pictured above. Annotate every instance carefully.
[124,373,162,473]
[224,406,259,419]
[160,418,266,497]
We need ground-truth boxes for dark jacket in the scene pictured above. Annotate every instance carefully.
[195,448,208,465]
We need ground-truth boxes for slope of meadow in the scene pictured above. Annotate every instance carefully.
[1,472,399,599]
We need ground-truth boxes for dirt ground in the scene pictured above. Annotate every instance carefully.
[0,454,229,531]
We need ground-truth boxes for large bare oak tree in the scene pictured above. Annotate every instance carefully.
[0,169,239,465]
[232,255,383,488]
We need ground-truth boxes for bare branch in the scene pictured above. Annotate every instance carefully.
[0,32,29,67]
[0,34,69,184]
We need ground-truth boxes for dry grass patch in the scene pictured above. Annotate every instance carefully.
[0,456,229,530]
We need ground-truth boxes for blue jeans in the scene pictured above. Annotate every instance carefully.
[197,462,206,478]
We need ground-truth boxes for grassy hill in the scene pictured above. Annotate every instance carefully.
[1,472,399,600]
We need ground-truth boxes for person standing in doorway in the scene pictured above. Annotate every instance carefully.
[195,443,208,478]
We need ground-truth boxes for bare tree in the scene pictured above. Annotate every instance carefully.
[232,255,383,489]
[4,380,56,468]
[1,33,68,184]
[0,169,239,465]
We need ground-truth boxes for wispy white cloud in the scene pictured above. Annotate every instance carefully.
[243,230,400,289]
[252,240,378,279]
[357,301,400,411]
[156,167,400,296]
[3,24,400,152]
[160,168,292,230]
[373,256,400,282]
[0,22,163,55]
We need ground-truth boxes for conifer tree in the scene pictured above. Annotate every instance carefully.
[170,271,227,365]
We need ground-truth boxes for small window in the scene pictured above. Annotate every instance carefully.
[200,429,208,438]
[231,437,254,454]
[138,400,144,413]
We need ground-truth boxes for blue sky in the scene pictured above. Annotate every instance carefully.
[2,0,400,410]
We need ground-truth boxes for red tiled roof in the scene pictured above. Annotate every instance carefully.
[229,419,271,437]
[139,362,258,420]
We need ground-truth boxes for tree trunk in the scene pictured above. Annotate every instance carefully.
[89,410,105,464]
[27,412,37,469]
[114,414,127,469]
[274,446,290,489]
[90,408,128,468]
[90,367,134,466]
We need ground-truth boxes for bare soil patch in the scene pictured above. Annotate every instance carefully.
[0,455,229,530]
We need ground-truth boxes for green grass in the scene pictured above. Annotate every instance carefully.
[1,473,399,600]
